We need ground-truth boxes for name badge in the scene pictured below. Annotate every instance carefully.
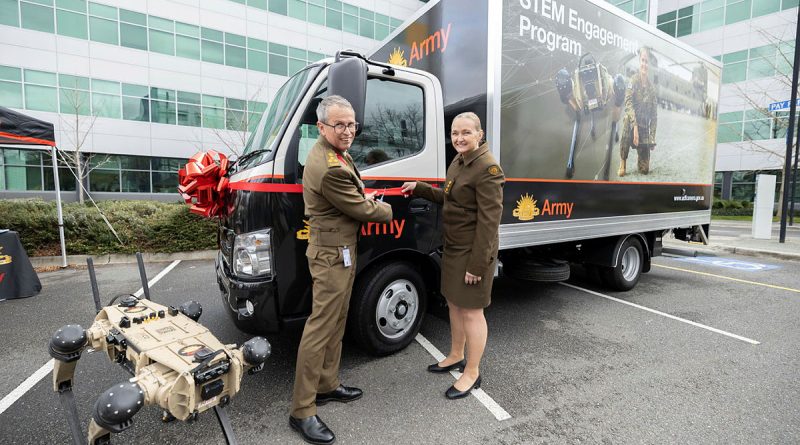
[342,247,352,268]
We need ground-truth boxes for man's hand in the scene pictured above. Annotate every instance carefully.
[633,125,639,147]
[365,191,377,200]
[464,272,482,285]
[400,182,416,196]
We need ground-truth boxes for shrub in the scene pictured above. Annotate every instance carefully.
[0,199,217,256]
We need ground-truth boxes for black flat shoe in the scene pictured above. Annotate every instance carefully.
[315,385,363,405]
[427,359,466,373]
[445,375,482,399]
[289,415,335,445]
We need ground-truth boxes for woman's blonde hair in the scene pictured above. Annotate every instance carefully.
[452,112,483,133]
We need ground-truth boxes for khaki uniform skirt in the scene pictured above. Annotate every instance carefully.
[441,243,497,309]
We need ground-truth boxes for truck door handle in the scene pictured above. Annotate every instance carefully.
[409,200,430,214]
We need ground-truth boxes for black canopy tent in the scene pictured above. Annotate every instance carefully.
[0,106,67,266]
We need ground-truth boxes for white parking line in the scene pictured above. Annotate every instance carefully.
[559,282,760,345]
[0,260,181,416]
[415,334,512,421]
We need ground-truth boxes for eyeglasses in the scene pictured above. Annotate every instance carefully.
[320,121,360,134]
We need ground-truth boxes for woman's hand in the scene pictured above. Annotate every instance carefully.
[464,272,482,285]
[400,181,417,196]
[365,191,377,200]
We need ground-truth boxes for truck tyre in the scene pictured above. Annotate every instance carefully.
[347,262,427,356]
[599,237,644,291]
[504,259,570,282]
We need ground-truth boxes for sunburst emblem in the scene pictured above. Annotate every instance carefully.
[512,194,540,221]
[388,48,408,66]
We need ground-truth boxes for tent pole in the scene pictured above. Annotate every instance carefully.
[52,146,67,268]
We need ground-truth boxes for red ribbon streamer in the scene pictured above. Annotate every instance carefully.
[180,150,410,218]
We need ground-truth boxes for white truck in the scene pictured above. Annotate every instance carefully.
[216,0,720,355]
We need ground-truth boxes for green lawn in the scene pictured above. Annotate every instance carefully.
[712,215,780,222]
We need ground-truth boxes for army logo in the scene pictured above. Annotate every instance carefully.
[296,220,310,240]
[0,246,11,265]
[178,344,205,356]
[488,165,500,176]
[388,48,408,66]
[513,194,540,221]
[124,305,148,313]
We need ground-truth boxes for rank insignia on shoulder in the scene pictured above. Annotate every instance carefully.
[488,165,501,176]
[327,153,340,167]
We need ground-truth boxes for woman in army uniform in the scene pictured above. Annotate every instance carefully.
[619,46,658,176]
[401,112,504,399]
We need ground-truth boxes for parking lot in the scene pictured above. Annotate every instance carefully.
[1,251,799,444]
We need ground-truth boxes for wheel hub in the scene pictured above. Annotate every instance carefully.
[376,279,419,340]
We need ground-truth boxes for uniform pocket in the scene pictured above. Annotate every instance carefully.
[316,246,342,267]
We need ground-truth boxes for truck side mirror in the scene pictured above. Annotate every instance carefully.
[329,54,367,134]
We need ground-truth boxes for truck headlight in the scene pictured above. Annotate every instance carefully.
[233,229,272,278]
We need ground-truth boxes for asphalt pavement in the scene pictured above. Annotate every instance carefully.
[1,249,799,444]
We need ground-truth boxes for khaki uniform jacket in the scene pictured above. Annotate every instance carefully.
[413,143,504,308]
[623,74,658,146]
[303,137,393,246]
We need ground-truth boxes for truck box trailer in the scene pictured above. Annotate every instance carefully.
[215,0,721,355]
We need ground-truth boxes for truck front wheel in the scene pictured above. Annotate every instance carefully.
[347,262,427,356]
[599,237,644,291]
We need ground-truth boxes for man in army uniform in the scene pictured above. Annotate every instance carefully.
[619,46,658,176]
[289,95,392,445]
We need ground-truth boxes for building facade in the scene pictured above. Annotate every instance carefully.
[0,0,423,200]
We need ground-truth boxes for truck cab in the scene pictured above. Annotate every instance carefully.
[216,54,445,355]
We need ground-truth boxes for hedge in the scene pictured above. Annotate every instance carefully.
[0,199,217,256]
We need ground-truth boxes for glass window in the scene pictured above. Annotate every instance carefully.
[119,9,146,25]
[91,78,118,94]
[359,18,373,38]
[5,166,43,190]
[150,87,174,101]
[348,78,425,169]
[25,84,58,111]
[21,2,55,33]
[0,66,22,82]
[725,0,751,24]
[88,1,115,19]
[248,37,268,51]
[178,103,202,126]
[152,157,183,171]
[148,16,173,32]
[783,0,799,9]
[203,94,224,108]
[289,58,306,75]
[747,57,774,79]
[269,0,287,14]
[753,0,781,16]
[269,53,288,75]
[25,69,57,85]
[308,4,325,25]
[59,88,91,114]
[202,107,225,129]
[89,16,118,44]
[178,91,201,104]
[57,0,85,11]
[743,119,771,140]
[151,100,176,124]
[152,171,178,193]
[342,13,358,34]
[722,61,746,83]
[202,40,224,64]
[717,122,742,143]
[249,0,267,9]
[201,27,223,41]
[326,8,341,29]
[342,3,358,16]
[149,29,175,55]
[269,42,287,55]
[676,16,694,37]
[0,81,24,109]
[225,44,247,68]
[120,23,148,50]
[175,22,198,37]
[56,9,87,39]
[699,8,723,30]
[248,50,268,72]
[4,148,42,165]
[226,109,246,131]
[175,35,200,59]
[121,170,150,192]
[120,155,149,170]
[288,0,306,19]
[122,95,149,121]
[92,92,120,118]
[225,32,246,47]
[375,23,389,40]
[89,169,120,192]
[0,0,20,27]
[44,167,77,191]
[59,73,89,89]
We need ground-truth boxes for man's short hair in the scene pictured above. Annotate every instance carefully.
[317,95,354,122]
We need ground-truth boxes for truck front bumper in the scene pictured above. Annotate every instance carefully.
[215,251,279,334]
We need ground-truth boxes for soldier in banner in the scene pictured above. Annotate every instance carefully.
[289,95,392,445]
[619,46,658,177]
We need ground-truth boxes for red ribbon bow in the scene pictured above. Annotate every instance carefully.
[178,150,230,218]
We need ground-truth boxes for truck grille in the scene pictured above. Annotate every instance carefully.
[219,226,234,266]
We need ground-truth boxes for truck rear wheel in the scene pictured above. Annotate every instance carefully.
[347,262,427,356]
[504,259,570,282]
[599,237,644,291]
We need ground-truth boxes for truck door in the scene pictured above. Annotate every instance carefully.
[279,67,442,314]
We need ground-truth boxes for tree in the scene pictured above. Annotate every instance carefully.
[209,85,268,158]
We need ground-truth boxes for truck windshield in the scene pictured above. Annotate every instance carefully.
[240,65,322,158]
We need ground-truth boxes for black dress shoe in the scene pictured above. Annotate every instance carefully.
[315,385,363,405]
[445,375,482,399]
[289,415,335,445]
[427,359,466,373]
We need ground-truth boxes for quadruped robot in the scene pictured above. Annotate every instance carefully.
[49,253,270,445]
[555,53,627,180]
